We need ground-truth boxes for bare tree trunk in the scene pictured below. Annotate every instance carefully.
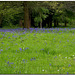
[0,15,2,28]
[65,21,67,27]
[24,2,31,29]
[49,15,52,28]
[48,20,52,28]
[57,20,59,26]
[19,20,23,27]
[40,21,42,28]
[54,19,57,27]
[40,13,42,28]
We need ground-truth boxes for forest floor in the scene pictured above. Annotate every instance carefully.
[0,28,75,74]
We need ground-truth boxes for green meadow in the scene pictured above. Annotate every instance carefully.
[0,28,75,74]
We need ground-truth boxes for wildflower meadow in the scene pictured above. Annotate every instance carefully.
[0,28,75,74]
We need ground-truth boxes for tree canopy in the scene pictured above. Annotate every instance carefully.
[0,1,75,28]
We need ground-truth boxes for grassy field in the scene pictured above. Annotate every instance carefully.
[0,28,75,74]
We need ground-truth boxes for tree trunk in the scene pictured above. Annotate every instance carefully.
[65,21,67,27]
[24,2,31,29]
[50,15,52,28]
[40,21,42,28]
[19,20,23,27]
[40,13,42,28]
[57,20,59,26]
[54,19,57,27]
[0,15,2,28]
[48,15,52,28]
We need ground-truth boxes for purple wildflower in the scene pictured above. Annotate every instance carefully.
[8,37,10,39]
[59,33,61,34]
[33,57,35,60]
[67,72,69,74]
[48,51,49,54]
[19,71,21,73]
[34,34,36,36]
[1,49,3,51]
[10,62,14,64]
[49,64,51,66]
[68,64,71,67]
[42,48,44,50]
[2,42,4,44]
[19,48,22,51]
[23,32,25,34]
[36,51,37,53]
[53,38,55,40]
[67,40,69,42]
[31,58,32,61]
[7,61,9,64]
[73,33,74,35]
[25,47,29,50]
[22,59,25,63]
[15,43,18,45]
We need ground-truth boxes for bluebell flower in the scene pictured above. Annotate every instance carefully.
[19,71,21,73]
[10,62,14,64]
[23,32,25,34]
[67,40,69,42]
[55,56,57,58]
[8,37,10,39]
[8,47,10,49]
[25,47,29,50]
[15,43,18,45]
[48,51,49,54]
[7,61,9,64]
[57,28,59,31]
[1,49,3,51]
[68,64,71,67]
[49,64,51,66]
[22,59,25,61]
[19,48,22,51]
[67,72,69,74]
[40,49,44,50]
[34,34,36,36]
[73,33,74,35]
[59,33,61,34]
[2,42,4,44]
[33,57,35,60]
[54,38,55,40]
[54,57,55,59]
[31,58,32,61]
[13,66,15,68]
[22,59,25,63]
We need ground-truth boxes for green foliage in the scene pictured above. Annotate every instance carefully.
[33,7,49,26]
[0,2,23,27]
[0,1,75,28]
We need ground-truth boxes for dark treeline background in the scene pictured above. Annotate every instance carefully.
[0,1,75,29]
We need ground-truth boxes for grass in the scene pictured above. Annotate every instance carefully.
[0,28,75,74]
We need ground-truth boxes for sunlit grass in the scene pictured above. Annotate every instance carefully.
[0,28,75,74]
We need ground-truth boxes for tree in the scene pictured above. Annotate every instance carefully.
[0,1,23,28]
[23,1,30,29]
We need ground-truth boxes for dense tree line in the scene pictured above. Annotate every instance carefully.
[0,1,75,28]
